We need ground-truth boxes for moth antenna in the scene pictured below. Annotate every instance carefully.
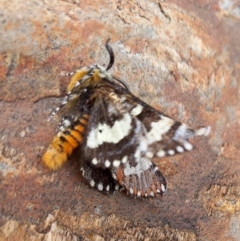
[105,38,114,71]
[105,39,131,92]
[113,75,131,92]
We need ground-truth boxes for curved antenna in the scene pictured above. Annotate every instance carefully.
[105,39,115,71]
[113,75,131,92]
[105,39,131,92]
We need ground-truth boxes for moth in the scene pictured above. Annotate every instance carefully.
[42,40,211,197]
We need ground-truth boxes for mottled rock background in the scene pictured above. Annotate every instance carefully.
[0,0,239,240]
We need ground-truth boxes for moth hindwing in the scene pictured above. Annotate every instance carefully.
[42,40,211,198]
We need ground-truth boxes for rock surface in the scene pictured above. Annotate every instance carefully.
[0,0,239,240]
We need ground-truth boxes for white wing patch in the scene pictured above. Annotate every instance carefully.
[123,157,152,177]
[87,113,132,148]
[146,115,175,144]
[157,150,165,157]
[131,104,143,116]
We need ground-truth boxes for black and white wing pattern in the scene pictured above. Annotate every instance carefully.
[78,82,210,197]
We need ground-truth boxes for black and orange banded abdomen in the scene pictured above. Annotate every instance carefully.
[42,114,89,170]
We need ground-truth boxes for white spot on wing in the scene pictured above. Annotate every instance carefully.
[146,151,154,158]
[131,104,143,116]
[122,156,128,164]
[129,187,133,194]
[106,185,110,191]
[146,115,175,144]
[157,150,165,157]
[113,160,121,167]
[176,146,184,153]
[137,191,141,197]
[90,180,95,187]
[105,160,111,168]
[161,184,166,192]
[87,113,132,148]
[195,126,211,136]
[168,150,175,155]
[92,158,98,165]
[98,183,103,191]
[184,142,193,150]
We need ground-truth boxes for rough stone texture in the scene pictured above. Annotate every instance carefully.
[0,0,239,240]
[0,211,197,241]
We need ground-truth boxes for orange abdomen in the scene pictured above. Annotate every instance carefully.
[42,114,89,170]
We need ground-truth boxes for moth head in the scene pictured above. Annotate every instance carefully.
[67,39,129,93]
[67,65,112,92]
